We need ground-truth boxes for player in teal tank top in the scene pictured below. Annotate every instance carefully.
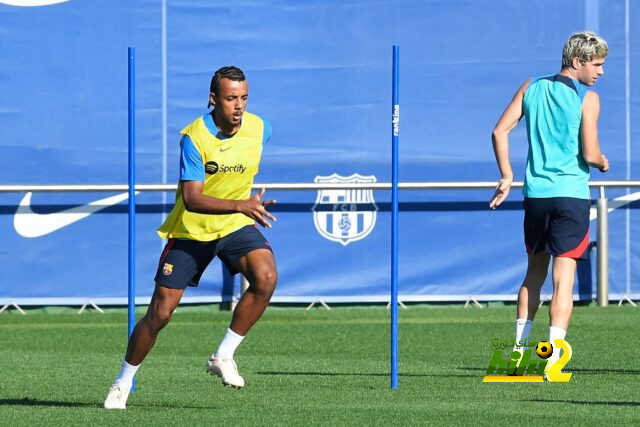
[489,32,609,373]
[523,73,590,199]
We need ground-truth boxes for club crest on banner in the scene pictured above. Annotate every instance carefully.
[312,174,378,246]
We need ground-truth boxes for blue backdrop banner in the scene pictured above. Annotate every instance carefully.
[0,0,638,304]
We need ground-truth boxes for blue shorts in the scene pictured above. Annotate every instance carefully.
[523,197,590,260]
[154,225,273,289]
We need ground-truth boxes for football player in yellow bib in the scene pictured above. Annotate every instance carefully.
[105,66,277,409]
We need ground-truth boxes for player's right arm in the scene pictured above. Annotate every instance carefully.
[182,182,276,228]
[581,91,609,172]
[489,78,530,209]
[179,135,276,228]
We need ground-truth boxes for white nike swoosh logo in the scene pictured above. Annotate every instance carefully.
[0,0,69,6]
[590,191,640,221]
[14,191,139,238]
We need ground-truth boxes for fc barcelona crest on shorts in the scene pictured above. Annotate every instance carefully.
[163,262,173,275]
[312,173,378,246]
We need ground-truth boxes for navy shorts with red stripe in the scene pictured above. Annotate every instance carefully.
[523,197,590,260]
[154,225,273,289]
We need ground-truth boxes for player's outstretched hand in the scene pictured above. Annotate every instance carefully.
[599,154,609,172]
[239,188,276,228]
[489,177,512,209]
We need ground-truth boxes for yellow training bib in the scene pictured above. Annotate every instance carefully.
[158,112,265,241]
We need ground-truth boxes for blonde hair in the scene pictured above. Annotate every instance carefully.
[562,31,608,68]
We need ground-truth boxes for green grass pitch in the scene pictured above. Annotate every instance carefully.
[1,304,639,425]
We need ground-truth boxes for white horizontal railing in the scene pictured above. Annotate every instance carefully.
[1,180,640,192]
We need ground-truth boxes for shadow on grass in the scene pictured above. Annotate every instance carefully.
[0,397,218,411]
[528,398,640,407]
[256,371,477,378]
[0,398,98,408]
[457,366,640,375]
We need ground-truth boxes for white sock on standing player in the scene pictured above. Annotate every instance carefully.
[214,328,245,359]
[548,325,566,364]
[513,318,533,353]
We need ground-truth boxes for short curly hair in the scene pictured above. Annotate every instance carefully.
[562,32,608,68]
[208,66,246,108]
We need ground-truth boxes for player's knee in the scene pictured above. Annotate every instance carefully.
[148,306,174,330]
[552,280,575,295]
[252,269,277,298]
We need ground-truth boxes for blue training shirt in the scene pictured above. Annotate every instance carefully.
[522,74,590,200]
[179,113,272,181]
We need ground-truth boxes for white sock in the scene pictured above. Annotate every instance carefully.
[214,328,245,359]
[548,325,567,361]
[114,360,140,388]
[514,319,533,352]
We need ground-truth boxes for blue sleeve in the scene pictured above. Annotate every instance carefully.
[577,85,589,103]
[179,135,205,181]
[262,119,272,144]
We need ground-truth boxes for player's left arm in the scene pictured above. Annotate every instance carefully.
[581,91,609,172]
[489,78,530,209]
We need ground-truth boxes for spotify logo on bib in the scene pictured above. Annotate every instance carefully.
[205,161,219,174]
[204,161,246,175]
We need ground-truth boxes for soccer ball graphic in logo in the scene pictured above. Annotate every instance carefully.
[536,341,553,359]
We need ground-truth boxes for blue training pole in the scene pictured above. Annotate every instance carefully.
[127,47,136,392]
[391,45,400,389]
